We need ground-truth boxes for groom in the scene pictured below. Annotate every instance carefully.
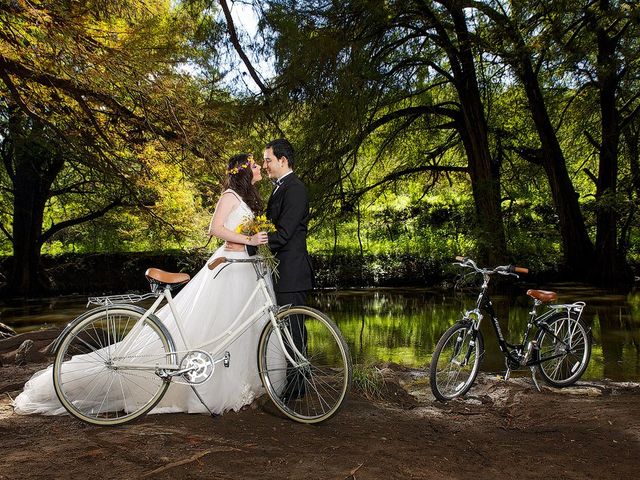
[263,138,314,399]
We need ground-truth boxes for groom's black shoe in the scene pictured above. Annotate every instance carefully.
[281,371,307,402]
[281,385,306,403]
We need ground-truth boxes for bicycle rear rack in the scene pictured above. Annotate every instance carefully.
[548,301,586,323]
[87,292,159,307]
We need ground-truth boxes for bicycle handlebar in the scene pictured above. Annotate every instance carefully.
[454,256,528,276]
[207,256,268,270]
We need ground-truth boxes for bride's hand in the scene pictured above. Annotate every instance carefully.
[247,231,268,246]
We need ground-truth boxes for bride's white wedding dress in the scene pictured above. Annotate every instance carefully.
[14,189,272,416]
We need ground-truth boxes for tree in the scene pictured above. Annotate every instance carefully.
[419,0,639,282]
[0,0,233,294]
[248,0,508,264]
[465,0,596,277]
[583,0,639,282]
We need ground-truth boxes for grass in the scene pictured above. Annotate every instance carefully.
[352,363,388,400]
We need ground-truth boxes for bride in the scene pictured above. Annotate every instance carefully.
[14,153,272,416]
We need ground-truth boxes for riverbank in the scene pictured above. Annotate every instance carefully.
[1,358,639,479]
[0,251,448,296]
[4,251,636,298]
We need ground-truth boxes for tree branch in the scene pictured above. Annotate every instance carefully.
[583,129,601,150]
[38,199,124,245]
[351,164,467,201]
[506,146,544,165]
[620,100,640,131]
[0,56,186,147]
[0,55,140,122]
[50,180,96,197]
[583,167,598,186]
[218,0,270,95]
[0,222,13,244]
[1,139,16,183]
[0,69,66,139]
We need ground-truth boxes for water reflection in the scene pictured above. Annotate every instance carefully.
[2,287,639,381]
[308,286,640,382]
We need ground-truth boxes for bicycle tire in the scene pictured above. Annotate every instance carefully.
[53,305,176,425]
[257,306,352,424]
[430,321,483,401]
[535,312,591,387]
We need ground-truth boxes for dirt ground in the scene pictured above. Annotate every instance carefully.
[1,360,639,480]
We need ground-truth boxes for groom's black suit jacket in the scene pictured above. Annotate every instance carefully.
[266,172,315,293]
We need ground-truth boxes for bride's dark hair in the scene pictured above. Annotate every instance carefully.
[223,153,263,213]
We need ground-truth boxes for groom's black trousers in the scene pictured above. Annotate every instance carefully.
[275,291,307,309]
[276,291,308,396]
[275,290,308,355]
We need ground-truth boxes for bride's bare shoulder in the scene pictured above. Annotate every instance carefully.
[217,189,241,205]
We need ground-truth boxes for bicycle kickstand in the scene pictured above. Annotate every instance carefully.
[190,385,217,418]
[529,367,542,392]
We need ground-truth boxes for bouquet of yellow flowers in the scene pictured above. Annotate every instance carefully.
[236,215,280,278]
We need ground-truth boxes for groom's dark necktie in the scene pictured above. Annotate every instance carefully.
[271,177,283,195]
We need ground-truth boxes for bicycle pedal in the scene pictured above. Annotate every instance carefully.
[223,351,230,368]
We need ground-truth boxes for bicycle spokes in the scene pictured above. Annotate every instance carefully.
[258,307,352,424]
[53,307,174,425]
[535,314,591,387]
[430,322,483,401]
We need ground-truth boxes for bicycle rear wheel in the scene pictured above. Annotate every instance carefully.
[257,306,352,424]
[535,312,591,387]
[430,321,483,401]
[53,305,176,425]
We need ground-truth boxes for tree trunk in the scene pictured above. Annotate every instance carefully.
[458,98,507,265]
[5,121,65,295]
[592,0,631,284]
[450,5,507,265]
[9,176,50,295]
[620,122,640,256]
[518,59,595,276]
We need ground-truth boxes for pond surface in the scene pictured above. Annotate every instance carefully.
[2,285,639,382]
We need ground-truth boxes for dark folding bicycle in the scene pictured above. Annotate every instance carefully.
[430,256,592,401]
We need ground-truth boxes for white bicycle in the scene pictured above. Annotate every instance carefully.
[51,257,352,425]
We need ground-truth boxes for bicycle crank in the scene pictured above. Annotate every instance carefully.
[179,350,215,385]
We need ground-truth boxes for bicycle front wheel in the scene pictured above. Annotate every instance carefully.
[430,321,483,401]
[53,305,176,425]
[257,306,352,424]
[535,312,591,387]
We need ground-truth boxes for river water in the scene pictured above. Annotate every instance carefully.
[1,285,639,382]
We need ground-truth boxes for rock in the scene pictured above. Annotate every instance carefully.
[0,321,17,339]
[542,385,604,397]
[0,328,61,354]
[15,339,34,365]
[14,339,45,366]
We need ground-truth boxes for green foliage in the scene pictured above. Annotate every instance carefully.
[1,0,639,288]
[0,0,237,270]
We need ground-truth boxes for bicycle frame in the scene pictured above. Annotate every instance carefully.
[466,273,523,363]
[107,259,308,375]
[463,271,586,369]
